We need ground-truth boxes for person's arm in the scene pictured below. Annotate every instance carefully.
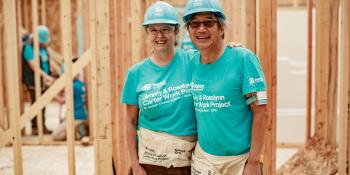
[26,60,54,86]
[126,104,147,175]
[243,93,267,175]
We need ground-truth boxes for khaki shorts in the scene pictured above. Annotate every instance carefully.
[191,144,249,175]
[138,128,196,168]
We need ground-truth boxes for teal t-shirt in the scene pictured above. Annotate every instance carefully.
[23,44,50,74]
[73,79,87,120]
[121,49,197,136]
[191,46,266,156]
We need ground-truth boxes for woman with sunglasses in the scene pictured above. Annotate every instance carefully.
[121,1,197,175]
[183,0,268,175]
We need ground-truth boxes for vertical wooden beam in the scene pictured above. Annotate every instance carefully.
[0,10,4,130]
[90,0,113,174]
[88,0,100,173]
[41,0,46,25]
[109,0,119,171]
[82,0,94,142]
[306,0,313,141]
[130,0,144,65]
[314,0,339,146]
[23,0,29,30]
[32,0,44,141]
[338,0,350,173]
[60,0,76,174]
[3,0,23,174]
[257,0,277,175]
[221,0,234,43]
[115,0,128,174]
[244,0,256,52]
[17,0,25,117]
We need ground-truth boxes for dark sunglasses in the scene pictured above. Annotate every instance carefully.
[188,20,218,29]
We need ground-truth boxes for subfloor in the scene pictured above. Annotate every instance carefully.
[0,146,297,175]
[0,103,299,175]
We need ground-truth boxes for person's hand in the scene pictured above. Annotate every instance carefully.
[132,163,147,175]
[44,75,55,86]
[228,41,243,48]
[242,161,262,175]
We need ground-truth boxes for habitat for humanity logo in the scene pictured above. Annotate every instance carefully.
[154,7,164,16]
[192,0,203,7]
[142,80,166,91]
[191,82,205,91]
[249,77,264,85]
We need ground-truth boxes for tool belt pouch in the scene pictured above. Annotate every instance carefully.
[138,128,196,168]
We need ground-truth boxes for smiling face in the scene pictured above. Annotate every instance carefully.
[187,12,224,52]
[146,24,178,53]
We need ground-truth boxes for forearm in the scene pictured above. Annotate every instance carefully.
[126,120,139,165]
[248,106,267,163]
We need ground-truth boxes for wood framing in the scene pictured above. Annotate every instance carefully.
[306,0,313,140]
[338,0,350,173]
[0,10,4,130]
[0,50,91,147]
[41,0,46,25]
[3,0,23,174]
[244,0,257,52]
[60,0,76,174]
[257,0,277,174]
[32,0,45,141]
[89,0,113,174]
[314,0,339,146]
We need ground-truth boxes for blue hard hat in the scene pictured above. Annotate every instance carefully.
[142,1,179,27]
[37,25,50,44]
[183,0,226,23]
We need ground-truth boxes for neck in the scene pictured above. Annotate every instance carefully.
[200,40,225,64]
[151,48,176,66]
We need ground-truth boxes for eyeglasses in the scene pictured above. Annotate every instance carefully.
[188,20,218,29]
[147,26,175,36]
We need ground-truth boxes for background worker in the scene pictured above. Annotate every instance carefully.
[22,25,55,135]
[183,0,268,174]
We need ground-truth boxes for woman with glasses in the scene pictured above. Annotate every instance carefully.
[121,1,196,175]
[183,0,268,175]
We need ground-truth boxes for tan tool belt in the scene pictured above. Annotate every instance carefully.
[138,127,196,168]
[191,144,249,175]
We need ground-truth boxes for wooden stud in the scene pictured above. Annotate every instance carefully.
[0,11,4,130]
[109,0,118,171]
[314,0,339,146]
[41,0,46,25]
[257,0,277,174]
[60,0,76,174]
[90,0,113,174]
[82,0,94,143]
[130,0,144,65]
[244,0,256,52]
[3,0,23,174]
[338,0,350,173]
[306,0,313,141]
[115,0,128,174]
[32,0,45,141]
[88,0,100,173]
[16,0,26,117]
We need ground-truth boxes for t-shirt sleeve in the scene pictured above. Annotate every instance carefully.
[23,45,34,62]
[121,69,138,105]
[241,51,267,95]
